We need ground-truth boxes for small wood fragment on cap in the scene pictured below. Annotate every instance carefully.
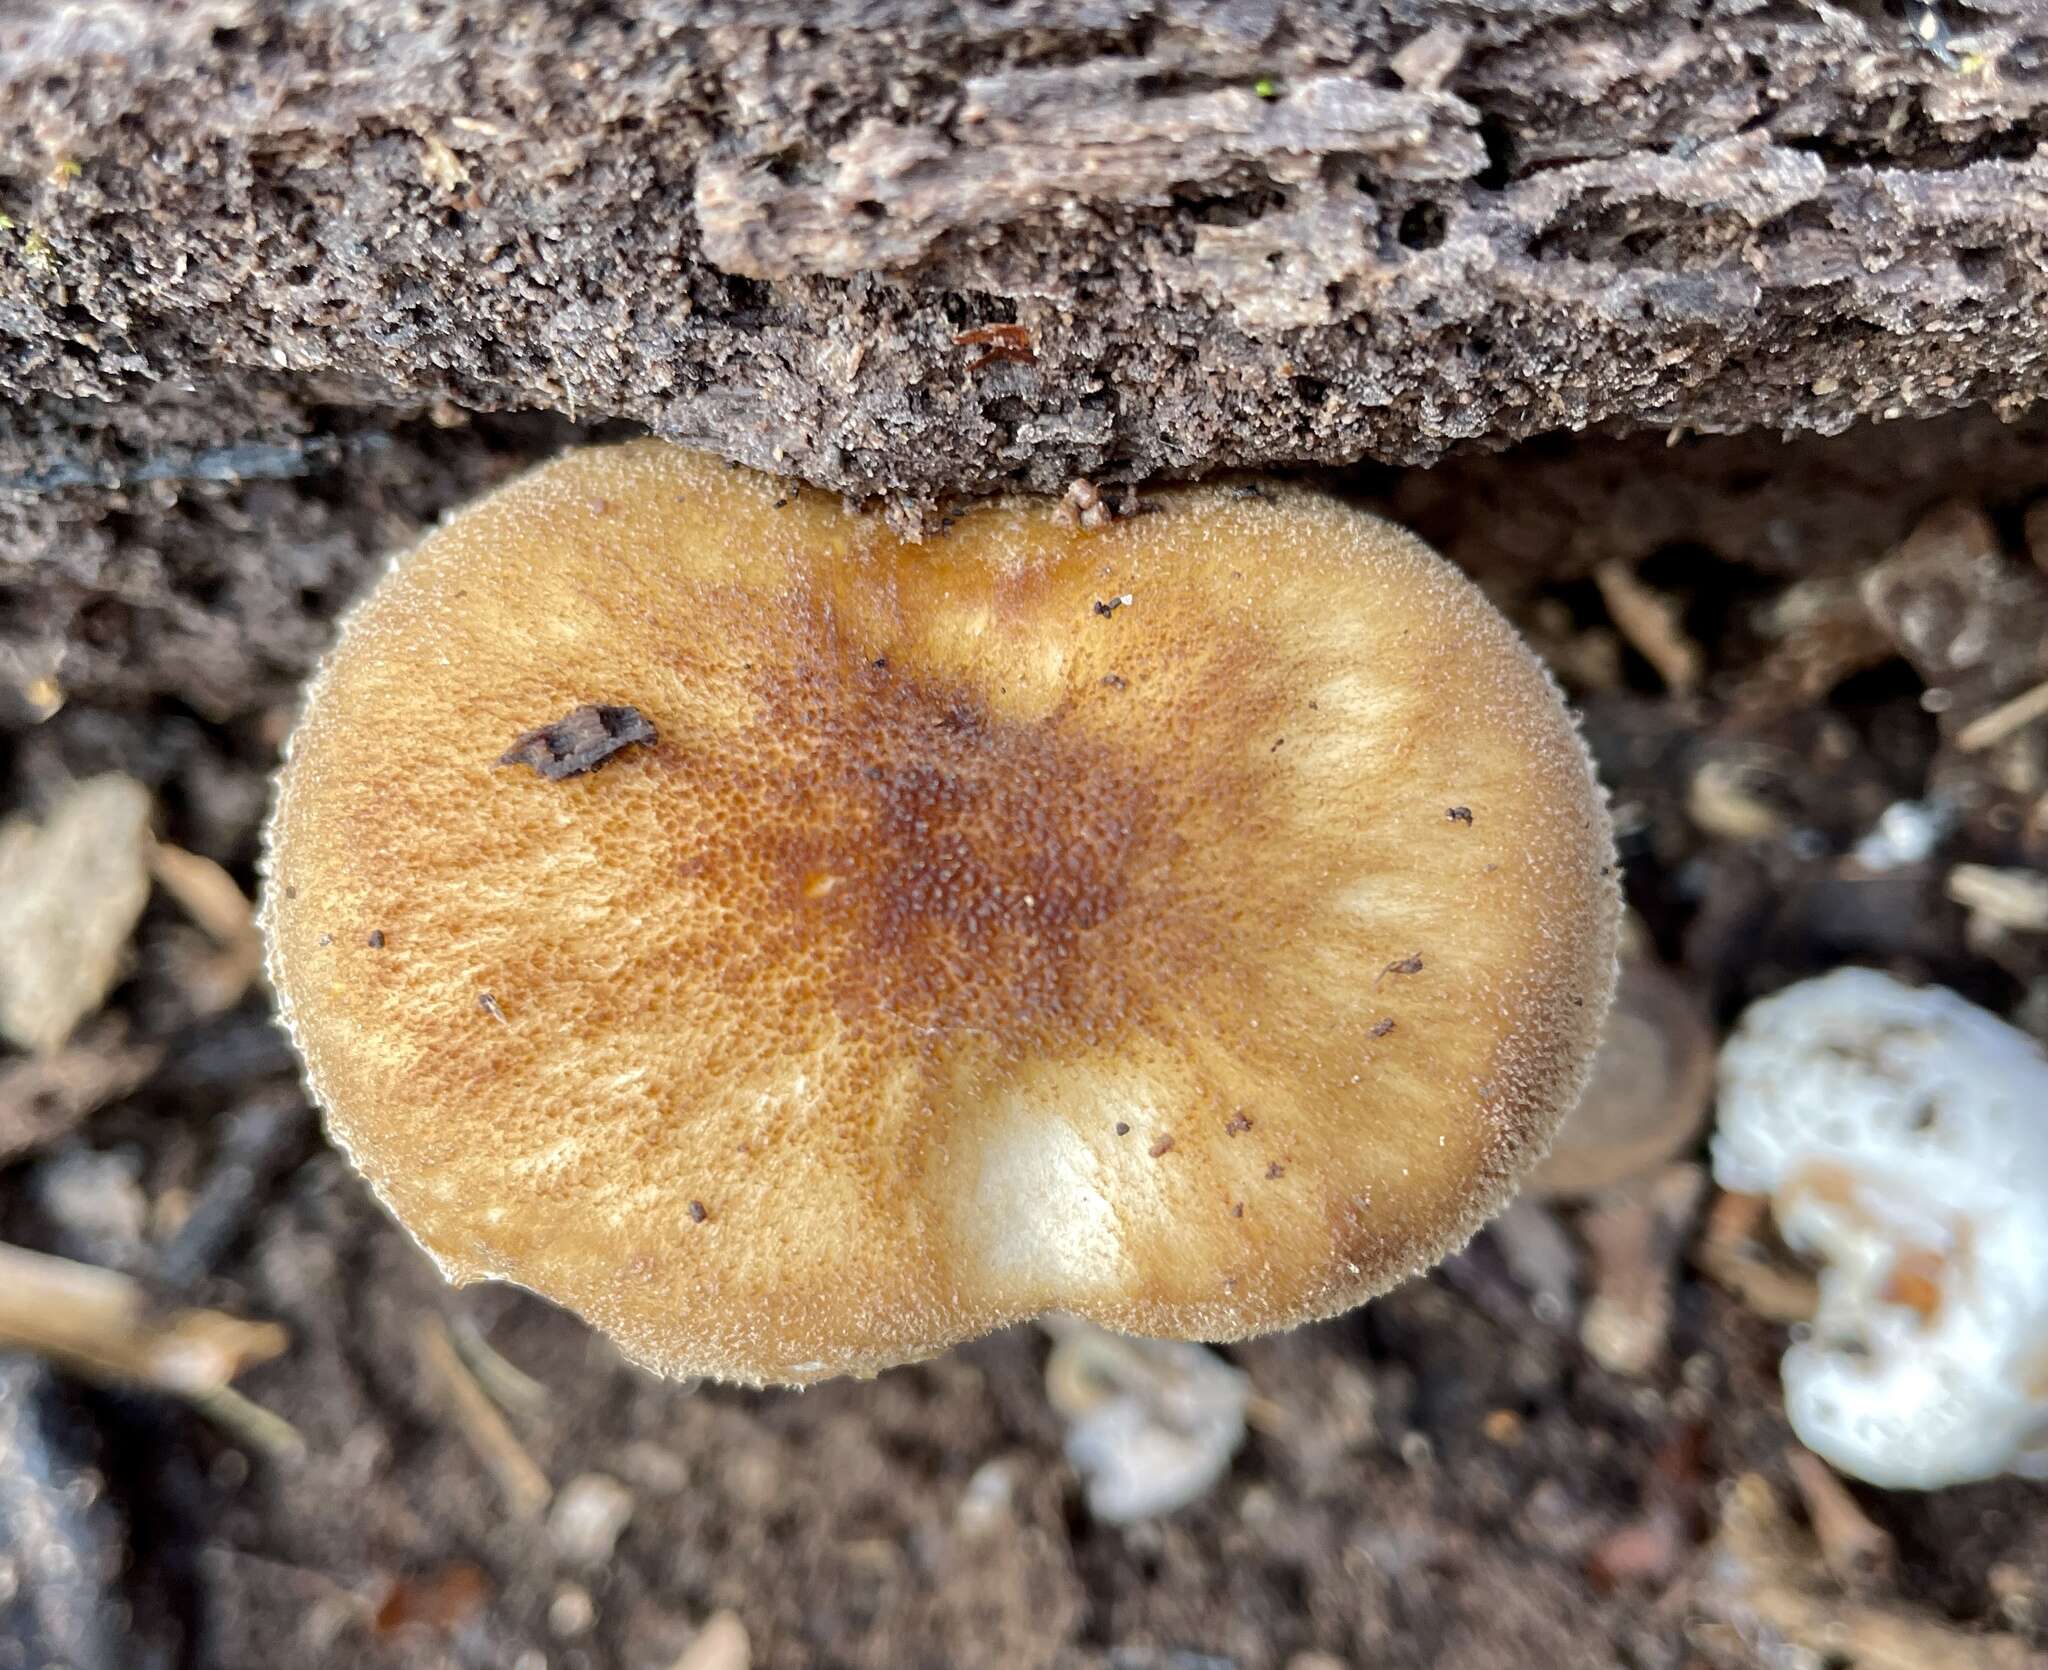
[953,323,1036,373]
[499,704,657,780]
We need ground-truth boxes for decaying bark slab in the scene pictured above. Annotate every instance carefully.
[2,0,2044,512]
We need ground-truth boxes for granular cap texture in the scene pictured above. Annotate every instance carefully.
[262,442,1619,1384]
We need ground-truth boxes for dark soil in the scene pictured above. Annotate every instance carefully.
[3,404,2048,1670]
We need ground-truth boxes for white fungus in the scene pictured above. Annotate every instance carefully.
[1713,967,2048,1489]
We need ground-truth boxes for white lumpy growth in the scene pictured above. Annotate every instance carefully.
[1713,968,2048,1489]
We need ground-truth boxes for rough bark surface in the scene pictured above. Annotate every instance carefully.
[2,0,2045,514]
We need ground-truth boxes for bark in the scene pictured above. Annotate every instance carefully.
[2,0,2044,509]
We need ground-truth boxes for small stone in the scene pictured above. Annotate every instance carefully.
[549,1582,596,1638]
[955,1458,1016,1538]
[614,1440,689,1495]
[0,776,153,1054]
[672,1609,751,1670]
[548,1472,635,1566]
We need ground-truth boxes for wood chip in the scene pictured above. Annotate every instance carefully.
[414,1315,552,1520]
[150,841,255,943]
[154,840,267,1013]
[953,322,1036,374]
[1594,560,1703,693]
[1862,504,2048,751]
[1685,757,1790,841]
[498,704,656,780]
[373,1562,490,1638]
[1947,863,2048,932]
[1735,576,1894,723]
[0,1020,161,1164]
[0,775,154,1053]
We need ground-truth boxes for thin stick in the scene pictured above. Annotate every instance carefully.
[1594,560,1703,693]
[0,1241,299,1452]
[1956,675,2048,752]
[0,1241,287,1394]
[448,1312,551,1416]
[189,1384,307,1461]
[1785,1446,1894,1590]
[414,1316,551,1519]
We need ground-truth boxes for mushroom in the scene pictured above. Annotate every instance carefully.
[261,441,1619,1384]
[1527,914,1715,1200]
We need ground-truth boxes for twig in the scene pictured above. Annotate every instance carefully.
[149,841,257,943]
[448,1312,552,1416]
[150,840,267,1014]
[1956,675,2048,753]
[189,1383,307,1461]
[1579,1163,1707,1376]
[1594,560,1704,693]
[1947,863,2048,933]
[414,1316,551,1519]
[1695,1191,1819,1323]
[1785,1446,1894,1592]
[0,1241,297,1449]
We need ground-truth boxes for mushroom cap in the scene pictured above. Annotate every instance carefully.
[1527,918,1715,1200]
[262,442,1619,1384]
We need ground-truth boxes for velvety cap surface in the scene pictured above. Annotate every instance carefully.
[263,443,1618,1383]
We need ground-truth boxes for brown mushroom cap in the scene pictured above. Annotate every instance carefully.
[1526,918,1716,1200]
[261,442,1619,1384]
